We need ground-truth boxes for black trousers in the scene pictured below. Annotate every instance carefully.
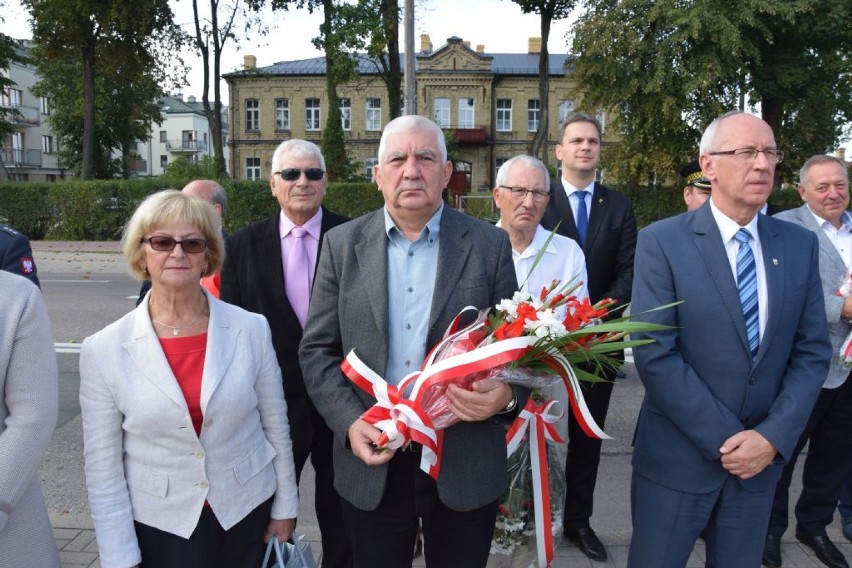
[563,371,615,526]
[293,401,352,568]
[135,497,272,568]
[768,376,852,536]
[341,447,498,568]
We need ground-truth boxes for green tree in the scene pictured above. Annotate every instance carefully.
[510,0,577,165]
[570,0,852,185]
[0,34,29,144]
[25,0,179,179]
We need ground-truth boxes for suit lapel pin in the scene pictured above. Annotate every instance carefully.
[598,198,603,204]
[772,258,779,265]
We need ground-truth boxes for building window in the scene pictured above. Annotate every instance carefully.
[458,98,475,128]
[365,157,379,181]
[433,98,450,128]
[527,99,540,132]
[160,155,168,169]
[245,157,261,180]
[40,97,51,115]
[558,100,574,125]
[366,98,382,131]
[340,98,351,131]
[42,135,54,154]
[1,88,22,107]
[305,98,321,131]
[245,99,259,131]
[596,111,606,134]
[496,99,512,132]
[275,98,290,130]
[159,130,167,142]
[495,157,509,179]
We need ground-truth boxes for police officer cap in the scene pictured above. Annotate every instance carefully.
[679,160,711,190]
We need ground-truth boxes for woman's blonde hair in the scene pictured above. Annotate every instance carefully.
[122,189,224,281]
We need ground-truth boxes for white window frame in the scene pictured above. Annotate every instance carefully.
[458,98,475,128]
[496,99,512,132]
[40,97,51,115]
[365,157,379,181]
[305,98,321,131]
[527,99,540,132]
[42,135,54,154]
[433,98,450,128]
[366,98,382,131]
[245,157,261,180]
[340,98,351,131]
[245,99,259,131]
[558,100,574,125]
[275,98,290,130]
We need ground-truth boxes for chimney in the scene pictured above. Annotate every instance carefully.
[528,37,542,54]
[476,44,484,53]
[463,40,471,48]
[187,95,196,103]
[174,92,183,102]
[244,55,257,70]
[420,34,432,54]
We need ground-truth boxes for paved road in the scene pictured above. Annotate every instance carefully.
[32,241,851,567]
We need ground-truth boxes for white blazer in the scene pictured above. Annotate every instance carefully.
[80,291,299,568]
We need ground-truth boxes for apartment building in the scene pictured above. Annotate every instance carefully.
[0,40,63,182]
[133,94,229,177]
[225,35,607,190]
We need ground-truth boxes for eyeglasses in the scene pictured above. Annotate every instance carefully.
[141,236,208,254]
[499,186,551,202]
[708,148,784,164]
[273,168,325,181]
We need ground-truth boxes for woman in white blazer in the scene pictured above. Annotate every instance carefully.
[0,272,61,568]
[80,190,299,568]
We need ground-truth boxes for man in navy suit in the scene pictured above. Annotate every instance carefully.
[540,112,637,561]
[219,139,352,567]
[627,111,832,567]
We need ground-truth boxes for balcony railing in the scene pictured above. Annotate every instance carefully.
[2,104,40,126]
[0,148,42,167]
[445,127,487,144]
[166,139,208,153]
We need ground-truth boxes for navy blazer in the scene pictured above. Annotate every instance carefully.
[219,206,349,454]
[299,206,518,512]
[630,201,831,494]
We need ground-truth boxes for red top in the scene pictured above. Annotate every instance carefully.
[159,333,208,436]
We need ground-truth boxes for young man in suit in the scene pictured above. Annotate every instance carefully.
[764,155,852,568]
[299,115,519,568]
[628,111,832,567]
[219,140,352,567]
[539,112,637,561]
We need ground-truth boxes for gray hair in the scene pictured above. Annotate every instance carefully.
[699,110,747,155]
[799,154,849,186]
[271,139,326,173]
[378,115,447,163]
[495,155,550,192]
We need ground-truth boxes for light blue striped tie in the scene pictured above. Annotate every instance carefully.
[734,228,759,357]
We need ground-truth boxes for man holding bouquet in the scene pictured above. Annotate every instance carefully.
[763,155,852,568]
[628,111,831,567]
[300,115,519,567]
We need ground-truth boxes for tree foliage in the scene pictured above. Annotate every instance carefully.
[510,0,577,165]
[570,0,852,185]
[0,34,29,144]
[25,0,181,179]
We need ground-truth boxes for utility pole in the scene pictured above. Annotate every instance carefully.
[404,0,416,115]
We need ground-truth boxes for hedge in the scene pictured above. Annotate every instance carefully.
[0,179,802,241]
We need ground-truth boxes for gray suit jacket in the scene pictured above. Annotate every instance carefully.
[773,204,851,389]
[0,272,60,567]
[299,206,518,511]
[631,201,831,495]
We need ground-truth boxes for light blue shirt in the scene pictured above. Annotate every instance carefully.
[383,204,442,386]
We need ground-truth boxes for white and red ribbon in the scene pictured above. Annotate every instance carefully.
[505,399,565,568]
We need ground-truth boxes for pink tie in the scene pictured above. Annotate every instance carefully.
[285,227,311,327]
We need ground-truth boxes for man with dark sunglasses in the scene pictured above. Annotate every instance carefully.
[219,139,352,568]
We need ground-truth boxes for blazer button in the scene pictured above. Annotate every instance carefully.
[194,450,204,458]
[198,480,209,489]
[748,377,756,385]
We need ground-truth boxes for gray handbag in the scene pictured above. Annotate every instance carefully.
[262,535,317,568]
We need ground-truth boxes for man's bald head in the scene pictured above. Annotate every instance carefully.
[182,180,227,218]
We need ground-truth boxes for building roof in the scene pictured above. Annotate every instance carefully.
[224,52,572,79]
[159,95,208,116]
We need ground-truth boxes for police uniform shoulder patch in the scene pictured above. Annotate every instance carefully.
[20,257,35,274]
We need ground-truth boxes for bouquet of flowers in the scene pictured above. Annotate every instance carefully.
[341,278,668,478]
[489,395,567,568]
[837,271,852,366]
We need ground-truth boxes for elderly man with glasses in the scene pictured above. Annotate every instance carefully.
[220,139,352,568]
